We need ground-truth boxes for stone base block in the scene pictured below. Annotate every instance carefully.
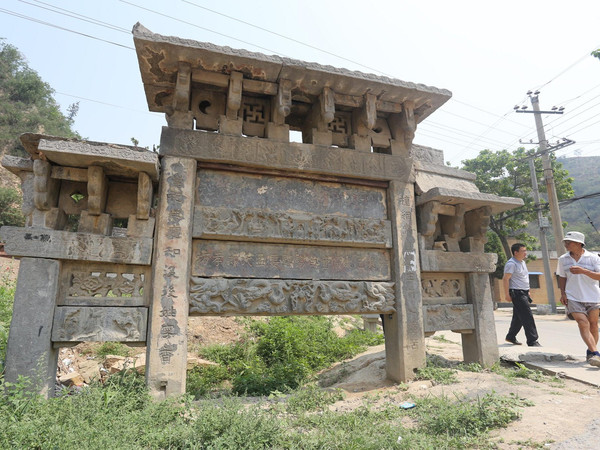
[308,129,332,146]
[350,134,371,152]
[127,215,155,238]
[266,122,289,142]
[78,211,112,235]
[31,208,66,229]
[218,116,243,136]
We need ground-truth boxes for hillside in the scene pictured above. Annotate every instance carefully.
[557,155,600,248]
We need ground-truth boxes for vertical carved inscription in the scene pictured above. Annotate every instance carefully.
[147,157,195,398]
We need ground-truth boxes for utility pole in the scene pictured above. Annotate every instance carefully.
[527,156,557,313]
[530,94,565,257]
[515,91,574,313]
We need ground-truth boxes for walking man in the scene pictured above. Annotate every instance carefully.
[556,231,600,367]
[503,243,541,347]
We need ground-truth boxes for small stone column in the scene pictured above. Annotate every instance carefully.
[145,156,196,399]
[462,273,499,366]
[4,258,60,397]
[384,180,426,381]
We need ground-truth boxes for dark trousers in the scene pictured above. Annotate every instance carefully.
[506,289,539,345]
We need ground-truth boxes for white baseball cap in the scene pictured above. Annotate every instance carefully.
[563,231,585,246]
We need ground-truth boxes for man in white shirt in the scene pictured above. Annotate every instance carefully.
[503,243,540,347]
[556,231,600,367]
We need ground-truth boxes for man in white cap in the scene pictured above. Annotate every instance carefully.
[556,231,600,367]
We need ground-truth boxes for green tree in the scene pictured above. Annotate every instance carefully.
[593,49,600,60]
[461,148,574,258]
[0,187,25,227]
[0,39,79,158]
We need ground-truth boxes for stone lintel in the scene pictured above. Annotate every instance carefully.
[52,307,148,342]
[1,155,33,175]
[160,127,413,182]
[423,304,474,333]
[416,187,523,215]
[420,250,497,273]
[37,139,160,181]
[192,240,390,280]
[193,206,392,248]
[0,226,153,265]
[189,278,395,315]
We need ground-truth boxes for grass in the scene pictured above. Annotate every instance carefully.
[0,371,532,449]
[0,271,16,372]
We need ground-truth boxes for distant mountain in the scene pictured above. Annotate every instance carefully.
[557,155,600,248]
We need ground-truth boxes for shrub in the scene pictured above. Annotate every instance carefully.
[0,187,25,227]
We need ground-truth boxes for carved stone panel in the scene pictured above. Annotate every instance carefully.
[52,307,148,342]
[192,240,391,280]
[196,169,387,220]
[420,250,497,273]
[422,304,474,333]
[58,262,150,307]
[0,227,153,265]
[421,272,467,305]
[189,278,395,315]
[193,206,392,248]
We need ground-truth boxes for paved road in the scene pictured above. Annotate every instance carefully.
[494,308,589,358]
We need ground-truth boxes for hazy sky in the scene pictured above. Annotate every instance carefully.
[1,0,599,167]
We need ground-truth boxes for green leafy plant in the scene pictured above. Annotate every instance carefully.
[94,341,131,358]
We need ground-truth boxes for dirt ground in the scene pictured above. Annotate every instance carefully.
[2,257,599,448]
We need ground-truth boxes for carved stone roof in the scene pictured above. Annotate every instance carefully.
[132,23,452,123]
[18,133,160,181]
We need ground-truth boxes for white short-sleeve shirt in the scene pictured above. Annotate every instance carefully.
[556,249,600,304]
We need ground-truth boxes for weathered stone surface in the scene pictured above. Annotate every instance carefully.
[37,139,160,181]
[160,127,413,182]
[193,206,392,248]
[189,278,395,315]
[420,250,497,273]
[421,272,467,305]
[423,304,474,332]
[416,186,523,215]
[4,258,60,397]
[384,181,426,383]
[52,307,148,342]
[58,262,150,307]
[192,240,391,280]
[0,227,153,265]
[411,144,444,166]
[1,155,33,174]
[461,274,499,367]
[133,23,451,123]
[196,169,388,219]
[59,372,85,387]
[146,156,196,399]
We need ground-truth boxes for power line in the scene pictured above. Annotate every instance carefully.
[0,8,134,50]
[20,0,129,33]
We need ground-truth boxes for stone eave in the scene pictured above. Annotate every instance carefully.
[132,23,452,123]
[416,186,524,215]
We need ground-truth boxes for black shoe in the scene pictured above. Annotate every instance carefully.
[528,341,542,347]
[505,337,522,345]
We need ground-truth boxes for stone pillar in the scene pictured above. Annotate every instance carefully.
[461,273,499,367]
[4,258,60,397]
[384,180,426,382]
[145,156,196,399]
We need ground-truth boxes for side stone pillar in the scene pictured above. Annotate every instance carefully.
[4,258,60,397]
[146,156,196,399]
[384,180,426,381]
[462,273,499,366]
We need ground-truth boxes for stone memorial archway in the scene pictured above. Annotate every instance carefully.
[0,24,522,398]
